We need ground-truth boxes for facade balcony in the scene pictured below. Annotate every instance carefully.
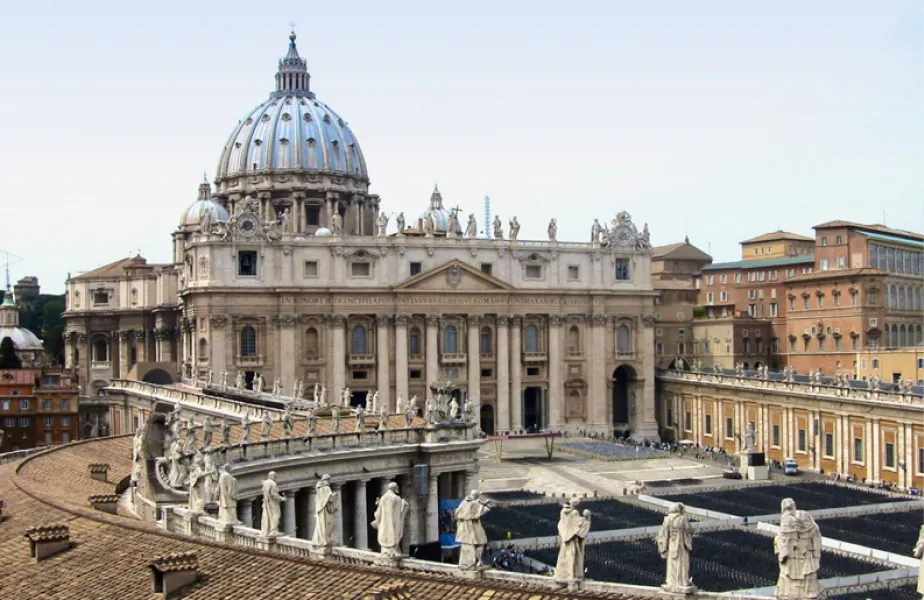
[616,350,635,360]
[440,353,467,365]
[523,351,547,363]
[237,356,263,367]
[348,354,375,366]
[480,352,494,360]
[566,347,584,359]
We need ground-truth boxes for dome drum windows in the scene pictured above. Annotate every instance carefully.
[91,336,109,363]
[237,323,262,364]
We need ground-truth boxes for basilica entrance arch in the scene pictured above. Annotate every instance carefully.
[612,365,637,429]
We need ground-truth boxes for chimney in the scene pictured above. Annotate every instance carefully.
[88,494,120,514]
[24,524,71,561]
[88,463,110,482]
[149,552,199,599]
[362,581,412,600]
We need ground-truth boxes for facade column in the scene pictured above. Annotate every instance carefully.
[589,314,607,429]
[303,486,316,540]
[239,499,254,528]
[333,483,344,545]
[331,316,346,394]
[118,331,130,378]
[425,315,439,386]
[496,316,510,432]
[406,478,422,546]
[354,479,369,549]
[869,418,879,482]
[548,315,563,428]
[510,316,522,430]
[283,491,297,536]
[376,316,391,411]
[161,330,173,363]
[467,316,481,405]
[637,315,659,439]
[426,475,440,543]
[135,331,147,363]
[464,469,478,494]
[394,316,409,407]
[278,317,296,390]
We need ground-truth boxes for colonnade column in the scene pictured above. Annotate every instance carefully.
[426,475,439,543]
[394,316,409,406]
[425,315,439,386]
[135,331,147,363]
[333,483,344,545]
[118,331,130,378]
[510,316,522,430]
[376,316,391,411]
[869,418,879,481]
[304,485,316,540]
[354,479,369,549]
[496,317,510,431]
[278,317,295,390]
[548,315,563,428]
[239,499,254,528]
[467,316,481,404]
[283,491,297,536]
[589,314,607,428]
[331,316,346,394]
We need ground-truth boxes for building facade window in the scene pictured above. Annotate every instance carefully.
[617,325,631,353]
[93,338,108,362]
[480,327,493,355]
[772,424,781,447]
[615,259,630,281]
[238,251,258,276]
[525,325,539,353]
[443,325,458,353]
[240,326,257,357]
[351,325,368,355]
[853,437,864,463]
[409,328,421,356]
[305,328,319,357]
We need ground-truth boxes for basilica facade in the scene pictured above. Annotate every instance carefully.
[63,33,659,438]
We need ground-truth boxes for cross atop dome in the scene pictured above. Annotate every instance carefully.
[273,27,313,98]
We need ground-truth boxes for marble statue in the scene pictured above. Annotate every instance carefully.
[205,369,213,387]
[187,454,207,514]
[640,223,651,249]
[422,213,434,237]
[455,490,491,570]
[330,211,343,235]
[241,412,254,441]
[372,482,409,558]
[318,385,327,406]
[591,218,602,244]
[395,394,406,416]
[342,387,351,407]
[554,499,591,584]
[253,373,265,394]
[202,449,218,502]
[272,377,282,396]
[378,404,389,430]
[217,465,238,525]
[775,499,822,600]
[407,396,419,427]
[202,416,213,446]
[307,409,318,436]
[260,410,273,439]
[365,391,373,412]
[331,404,341,433]
[657,503,695,594]
[354,405,365,431]
[313,382,320,404]
[167,438,186,488]
[280,207,291,233]
[376,212,389,237]
[465,214,478,239]
[220,372,228,387]
[235,371,245,390]
[464,398,478,425]
[426,396,439,425]
[183,419,198,453]
[912,524,924,598]
[282,405,295,437]
[260,471,286,537]
[199,208,213,236]
[492,215,503,239]
[449,397,460,420]
[548,218,558,241]
[396,212,405,233]
[508,216,520,241]
[446,210,458,239]
[745,422,756,450]
[311,474,338,548]
[220,419,232,445]
[372,390,380,414]
[131,426,145,483]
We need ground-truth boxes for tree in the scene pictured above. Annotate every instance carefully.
[0,337,22,369]
[41,300,66,365]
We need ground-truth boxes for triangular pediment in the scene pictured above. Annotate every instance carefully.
[394,260,514,291]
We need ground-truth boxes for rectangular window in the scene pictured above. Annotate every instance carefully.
[61,432,70,443]
[773,424,781,447]
[238,251,258,277]
[854,437,864,463]
[44,431,53,445]
[303,261,319,278]
[480,263,493,276]
[1,400,10,411]
[409,262,423,276]
[525,264,543,279]
[720,291,728,302]
[789,297,795,311]
[770,303,778,317]
[706,275,714,285]
[350,262,371,277]
[820,258,829,271]
[836,235,842,245]
[480,368,492,378]
[824,433,834,457]
[409,369,422,380]
[734,273,741,284]
[61,416,71,427]
[3,417,14,428]
[352,370,368,380]
[726,418,734,439]
[837,256,846,269]
[43,417,53,427]
[834,293,840,307]
[834,337,841,352]
[770,270,778,281]
[798,429,807,452]
[18,417,30,428]
[821,236,828,246]
[720,274,727,284]
[803,297,810,309]
[20,399,30,410]
[615,259,630,281]
[919,448,924,474]
[706,292,715,304]
[885,442,896,469]
[526,366,540,377]
[42,400,51,410]
[567,265,580,281]
[684,411,692,431]
[790,338,797,352]
[705,414,713,435]
[305,205,320,226]
[93,291,109,305]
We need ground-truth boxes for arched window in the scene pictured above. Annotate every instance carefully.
[617,325,632,353]
[888,284,896,309]
[240,326,257,357]
[409,327,421,356]
[917,324,923,344]
[898,286,906,310]
[305,327,319,357]
[890,324,898,347]
[568,326,580,352]
[480,327,492,355]
[899,325,907,347]
[525,324,539,353]
[351,325,367,355]
[443,325,458,353]
[198,338,208,359]
[93,338,108,362]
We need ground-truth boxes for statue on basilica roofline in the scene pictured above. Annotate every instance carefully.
[396,212,406,233]
[591,218,603,244]
[548,218,558,242]
[508,217,520,241]
[376,212,389,237]
[493,215,504,239]
[446,210,459,239]
[465,214,478,239]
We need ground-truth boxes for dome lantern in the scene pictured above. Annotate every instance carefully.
[273,28,313,98]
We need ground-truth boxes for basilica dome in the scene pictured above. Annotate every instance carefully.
[215,33,367,182]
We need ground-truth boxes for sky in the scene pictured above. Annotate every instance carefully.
[0,1,921,293]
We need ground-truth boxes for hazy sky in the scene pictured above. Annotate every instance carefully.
[1,1,921,293]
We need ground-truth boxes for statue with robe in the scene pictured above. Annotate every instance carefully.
[376,212,389,237]
[455,490,491,570]
[446,210,459,238]
[260,410,273,439]
[313,382,320,404]
[407,396,419,427]
[591,218,602,244]
[493,215,503,239]
[167,438,186,488]
[282,405,295,437]
[331,211,343,235]
[554,499,591,584]
[378,404,389,430]
[217,465,238,525]
[199,207,213,235]
[319,384,327,406]
[253,373,264,394]
[183,419,198,453]
[508,216,520,240]
[220,419,232,445]
[331,404,341,433]
[342,387,351,407]
[396,212,406,233]
[202,449,219,502]
[187,454,207,514]
[280,207,291,233]
[307,409,318,436]
[354,405,365,431]
[396,394,406,417]
[657,503,695,593]
[548,218,558,241]
[913,524,924,598]
[202,416,213,446]
[774,498,822,600]
[131,426,145,483]
[365,391,373,412]
[235,371,245,390]
[449,397,460,420]
[465,214,478,239]
[372,482,409,557]
[260,471,285,537]
[311,475,338,548]
[241,412,254,441]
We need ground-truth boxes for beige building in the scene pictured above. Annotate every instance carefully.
[63,34,661,439]
[856,345,924,385]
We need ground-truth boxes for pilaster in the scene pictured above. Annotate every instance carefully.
[394,316,409,405]
[354,479,368,549]
[331,316,346,394]
[548,315,563,428]
[510,315,522,429]
[467,316,481,405]
[496,316,510,431]
[425,315,439,386]
[376,316,391,411]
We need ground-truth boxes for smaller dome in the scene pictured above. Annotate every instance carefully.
[314,227,333,237]
[0,327,42,351]
[180,181,229,227]
[417,185,463,235]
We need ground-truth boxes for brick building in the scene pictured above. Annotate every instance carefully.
[0,367,79,452]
